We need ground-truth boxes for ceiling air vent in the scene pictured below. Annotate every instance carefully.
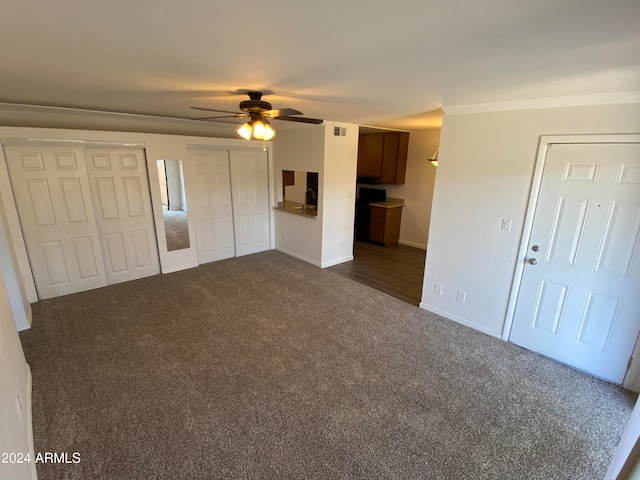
[333,126,347,137]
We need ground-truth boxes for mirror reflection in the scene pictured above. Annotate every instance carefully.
[157,160,190,251]
[283,170,318,216]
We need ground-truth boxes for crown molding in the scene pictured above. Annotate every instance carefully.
[442,91,640,115]
[0,101,238,126]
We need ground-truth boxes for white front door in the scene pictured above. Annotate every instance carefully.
[509,143,640,383]
[229,150,270,257]
[190,148,235,264]
[4,145,107,299]
[85,147,160,284]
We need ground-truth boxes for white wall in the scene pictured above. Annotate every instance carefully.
[422,102,640,337]
[273,122,359,268]
[273,125,325,266]
[321,122,359,267]
[166,159,185,211]
[157,160,168,207]
[0,232,35,480]
[387,129,440,249]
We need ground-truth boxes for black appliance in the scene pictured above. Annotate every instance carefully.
[356,176,381,185]
[355,187,386,242]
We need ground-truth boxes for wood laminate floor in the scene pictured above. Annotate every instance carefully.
[327,241,426,306]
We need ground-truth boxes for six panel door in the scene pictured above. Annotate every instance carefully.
[85,147,160,284]
[5,146,108,299]
[190,148,235,264]
[229,150,270,257]
[509,143,640,383]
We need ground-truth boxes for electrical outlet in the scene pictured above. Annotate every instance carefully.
[456,290,467,303]
[434,283,443,295]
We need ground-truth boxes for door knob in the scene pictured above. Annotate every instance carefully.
[528,258,538,265]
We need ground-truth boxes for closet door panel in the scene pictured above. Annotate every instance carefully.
[5,146,107,299]
[85,147,160,284]
[190,149,235,264]
[229,150,270,257]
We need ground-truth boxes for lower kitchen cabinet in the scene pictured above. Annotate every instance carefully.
[369,205,402,246]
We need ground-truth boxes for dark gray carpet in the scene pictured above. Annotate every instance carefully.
[20,251,635,479]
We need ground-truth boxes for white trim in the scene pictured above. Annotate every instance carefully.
[623,334,640,393]
[605,398,640,479]
[275,247,321,267]
[321,255,354,268]
[419,302,502,338]
[1,137,146,148]
[501,137,551,340]
[160,262,199,274]
[398,239,427,250]
[15,309,31,332]
[443,92,640,116]
[0,101,238,127]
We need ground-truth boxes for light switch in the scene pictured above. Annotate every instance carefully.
[501,219,512,231]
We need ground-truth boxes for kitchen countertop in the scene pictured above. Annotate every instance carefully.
[274,200,318,219]
[370,197,404,208]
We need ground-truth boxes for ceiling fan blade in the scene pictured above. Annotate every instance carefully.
[193,115,246,120]
[274,116,324,125]
[266,108,303,117]
[191,106,244,115]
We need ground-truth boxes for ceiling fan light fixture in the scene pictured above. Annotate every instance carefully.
[262,124,275,140]
[238,122,252,140]
[428,147,439,166]
[252,120,266,139]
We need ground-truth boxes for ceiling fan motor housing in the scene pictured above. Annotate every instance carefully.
[239,91,272,113]
[239,99,272,113]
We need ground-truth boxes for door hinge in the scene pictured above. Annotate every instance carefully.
[628,356,634,371]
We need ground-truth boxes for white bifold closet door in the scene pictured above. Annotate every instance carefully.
[229,149,270,257]
[190,148,235,264]
[5,145,159,299]
[85,148,160,284]
[5,146,108,299]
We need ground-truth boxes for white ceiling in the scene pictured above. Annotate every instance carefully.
[0,0,638,135]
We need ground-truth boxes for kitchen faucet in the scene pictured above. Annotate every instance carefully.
[303,188,316,211]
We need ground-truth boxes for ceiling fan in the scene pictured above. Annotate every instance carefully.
[191,91,323,140]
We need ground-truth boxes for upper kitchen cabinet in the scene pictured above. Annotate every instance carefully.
[357,132,409,184]
[357,133,384,178]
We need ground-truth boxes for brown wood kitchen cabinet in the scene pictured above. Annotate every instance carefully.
[369,205,402,246]
[357,132,409,184]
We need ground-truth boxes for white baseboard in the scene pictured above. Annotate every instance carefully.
[321,255,354,268]
[419,303,502,339]
[16,308,32,332]
[398,239,427,250]
[161,262,199,274]
[275,247,321,267]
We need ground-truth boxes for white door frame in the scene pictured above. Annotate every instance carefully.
[502,134,640,388]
